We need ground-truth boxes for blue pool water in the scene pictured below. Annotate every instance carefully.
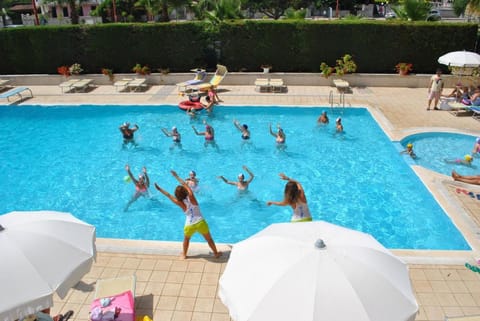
[401,132,479,176]
[0,105,470,250]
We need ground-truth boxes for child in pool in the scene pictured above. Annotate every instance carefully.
[400,143,417,159]
[445,154,473,166]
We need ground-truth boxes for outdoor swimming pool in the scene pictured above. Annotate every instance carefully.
[0,105,470,250]
[400,132,479,176]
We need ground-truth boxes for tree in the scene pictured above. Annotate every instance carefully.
[453,0,469,16]
[392,0,431,20]
[191,0,243,23]
[241,0,309,19]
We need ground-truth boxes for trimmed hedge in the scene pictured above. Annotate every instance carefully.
[0,20,476,74]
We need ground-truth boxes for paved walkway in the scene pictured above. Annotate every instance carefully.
[4,83,480,321]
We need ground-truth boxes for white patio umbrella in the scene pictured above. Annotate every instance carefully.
[219,221,418,321]
[438,50,480,68]
[0,211,96,321]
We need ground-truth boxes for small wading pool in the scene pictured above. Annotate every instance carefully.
[400,132,479,176]
[0,105,471,250]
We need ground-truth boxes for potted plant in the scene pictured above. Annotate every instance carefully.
[395,63,413,76]
[101,68,114,82]
[319,54,357,78]
[57,65,71,78]
[132,63,151,76]
[261,64,272,73]
[69,63,83,75]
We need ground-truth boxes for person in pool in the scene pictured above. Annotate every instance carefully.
[266,173,312,222]
[154,170,222,259]
[186,106,198,118]
[335,117,343,132]
[472,137,480,156]
[269,123,286,145]
[124,164,150,211]
[192,120,217,148]
[218,165,254,191]
[317,111,329,124]
[400,143,417,159]
[233,119,250,140]
[445,154,473,166]
[119,122,139,146]
[202,96,214,114]
[185,170,199,191]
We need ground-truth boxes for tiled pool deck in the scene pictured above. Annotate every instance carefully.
[6,83,480,321]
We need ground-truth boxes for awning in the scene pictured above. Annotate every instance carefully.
[9,4,34,11]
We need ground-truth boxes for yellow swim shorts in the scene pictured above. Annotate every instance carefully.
[184,219,210,237]
[291,217,313,223]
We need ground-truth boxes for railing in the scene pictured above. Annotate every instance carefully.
[329,90,345,109]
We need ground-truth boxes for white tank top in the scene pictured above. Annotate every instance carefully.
[183,197,204,226]
[292,201,311,221]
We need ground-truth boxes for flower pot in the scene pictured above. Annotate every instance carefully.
[263,68,270,74]
[399,70,409,76]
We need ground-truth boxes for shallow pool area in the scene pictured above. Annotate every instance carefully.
[400,132,479,176]
[0,105,471,250]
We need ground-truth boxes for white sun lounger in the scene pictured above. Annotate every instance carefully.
[0,86,33,102]
[59,79,80,93]
[127,78,147,92]
[72,79,93,92]
[0,79,11,90]
[114,78,133,92]
[333,79,350,92]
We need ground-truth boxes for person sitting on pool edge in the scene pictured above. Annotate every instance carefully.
[452,170,480,185]
[233,119,250,140]
[124,164,150,211]
[266,173,312,222]
[218,165,254,191]
[317,111,329,124]
[119,122,139,146]
[154,170,222,259]
[400,143,417,159]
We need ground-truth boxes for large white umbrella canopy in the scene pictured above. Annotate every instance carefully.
[438,50,480,67]
[0,211,96,321]
[219,221,418,321]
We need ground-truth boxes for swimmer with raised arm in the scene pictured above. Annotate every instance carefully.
[192,120,217,148]
[119,122,139,146]
[218,165,254,191]
[154,170,221,259]
[233,119,250,140]
[269,123,286,145]
[266,173,312,222]
[185,170,199,191]
[124,164,150,211]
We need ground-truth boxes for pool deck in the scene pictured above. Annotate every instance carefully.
[5,83,480,321]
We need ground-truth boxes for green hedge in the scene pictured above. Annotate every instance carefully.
[0,20,476,74]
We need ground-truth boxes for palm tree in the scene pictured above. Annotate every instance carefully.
[392,0,431,20]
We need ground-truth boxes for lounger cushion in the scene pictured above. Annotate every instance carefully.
[91,290,134,321]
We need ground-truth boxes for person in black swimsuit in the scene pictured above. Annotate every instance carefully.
[233,119,250,140]
[119,122,139,146]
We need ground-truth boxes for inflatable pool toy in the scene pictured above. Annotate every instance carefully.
[178,100,203,111]
[124,175,132,183]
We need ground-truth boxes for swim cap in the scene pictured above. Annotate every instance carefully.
[476,137,480,143]
[190,170,196,176]
[138,174,145,180]
[238,173,244,179]
[206,125,211,129]
[172,126,177,131]
[322,111,327,115]
[465,154,473,161]
[407,143,413,148]
[243,124,248,129]
[122,122,129,128]
[336,117,341,122]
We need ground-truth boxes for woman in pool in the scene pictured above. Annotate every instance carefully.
[218,165,254,191]
[452,170,480,185]
[124,164,150,211]
[192,120,217,148]
[154,170,222,259]
[445,154,473,166]
[335,117,343,132]
[266,173,312,222]
[185,170,199,191]
[400,143,417,159]
[317,111,329,124]
[119,122,139,146]
[202,96,215,114]
[472,137,480,156]
[161,126,182,149]
[233,119,250,140]
[269,123,286,146]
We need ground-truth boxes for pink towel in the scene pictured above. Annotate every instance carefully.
[90,290,135,321]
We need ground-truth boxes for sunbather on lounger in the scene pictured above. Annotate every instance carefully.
[452,170,480,185]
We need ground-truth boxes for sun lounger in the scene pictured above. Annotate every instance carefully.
[91,275,136,321]
[184,64,227,93]
[254,78,287,93]
[446,101,473,116]
[127,78,147,92]
[0,79,11,90]
[333,79,350,92]
[59,79,80,93]
[254,78,270,92]
[176,68,207,92]
[270,79,287,93]
[114,79,133,92]
[469,106,480,120]
[72,79,93,92]
[0,86,33,102]
[445,315,480,321]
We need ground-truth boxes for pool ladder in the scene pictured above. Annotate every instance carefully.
[329,90,346,110]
